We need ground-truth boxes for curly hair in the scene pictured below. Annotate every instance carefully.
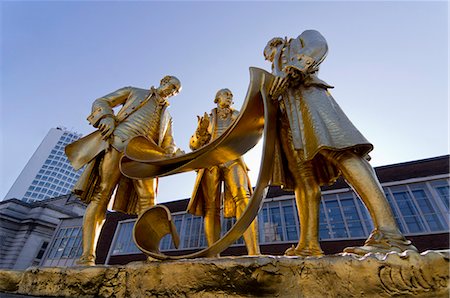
[263,37,284,60]
[214,88,233,104]
[160,75,181,90]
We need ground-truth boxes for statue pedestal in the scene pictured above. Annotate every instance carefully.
[1,250,448,297]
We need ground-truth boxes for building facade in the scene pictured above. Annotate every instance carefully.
[41,155,449,267]
[4,127,83,203]
[0,194,86,269]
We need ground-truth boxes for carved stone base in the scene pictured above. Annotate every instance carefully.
[0,250,448,297]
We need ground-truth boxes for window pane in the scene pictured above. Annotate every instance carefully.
[111,222,140,255]
[392,190,426,233]
[435,185,449,210]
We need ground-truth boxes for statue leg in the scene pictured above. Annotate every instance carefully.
[321,150,417,254]
[78,148,122,266]
[224,162,260,256]
[134,178,156,216]
[201,167,222,251]
[285,161,324,257]
[278,122,323,257]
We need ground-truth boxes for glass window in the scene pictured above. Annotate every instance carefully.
[280,200,299,241]
[340,196,365,237]
[409,184,445,231]
[319,201,331,240]
[181,215,193,248]
[435,186,449,209]
[187,216,203,248]
[430,180,449,211]
[324,199,348,239]
[259,202,284,243]
[390,186,426,233]
[111,221,140,255]
[47,227,82,260]
[35,241,48,260]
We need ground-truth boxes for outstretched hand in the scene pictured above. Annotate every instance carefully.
[98,117,115,140]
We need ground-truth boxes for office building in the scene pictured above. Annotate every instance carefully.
[40,155,449,267]
[4,127,83,203]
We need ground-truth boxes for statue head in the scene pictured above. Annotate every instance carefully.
[263,37,284,62]
[214,88,233,108]
[157,75,182,99]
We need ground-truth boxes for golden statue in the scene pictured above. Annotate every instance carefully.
[120,31,417,261]
[263,30,418,256]
[187,89,260,256]
[65,76,182,265]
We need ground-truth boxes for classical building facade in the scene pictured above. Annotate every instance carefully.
[40,155,449,267]
[4,127,83,203]
[0,194,86,269]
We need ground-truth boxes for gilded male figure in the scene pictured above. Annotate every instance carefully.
[187,88,260,256]
[66,76,182,265]
[264,30,417,256]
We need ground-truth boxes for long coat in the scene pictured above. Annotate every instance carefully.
[65,86,176,214]
[269,30,373,190]
[186,108,252,218]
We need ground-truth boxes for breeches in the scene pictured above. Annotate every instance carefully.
[279,120,317,184]
[201,161,251,211]
[91,147,156,212]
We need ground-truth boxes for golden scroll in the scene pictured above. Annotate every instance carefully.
[121,67,276,259]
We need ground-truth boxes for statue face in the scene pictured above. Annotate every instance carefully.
[216,90,233,108]
[264,45,276,62]
[159,81,180,99]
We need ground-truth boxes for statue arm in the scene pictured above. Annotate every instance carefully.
[87,86,131,127]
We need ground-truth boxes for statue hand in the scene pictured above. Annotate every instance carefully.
[98,117,115,140]
[269,76,288,100]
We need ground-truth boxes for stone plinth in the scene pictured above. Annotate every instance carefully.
[0,250,448,297]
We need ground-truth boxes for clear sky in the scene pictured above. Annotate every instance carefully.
[1,1,448,203]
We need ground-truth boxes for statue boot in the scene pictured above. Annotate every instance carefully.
[344,228,418,255]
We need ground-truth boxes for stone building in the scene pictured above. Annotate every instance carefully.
[0,194,86,269]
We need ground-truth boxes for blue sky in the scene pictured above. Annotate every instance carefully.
[1,1,448,203]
